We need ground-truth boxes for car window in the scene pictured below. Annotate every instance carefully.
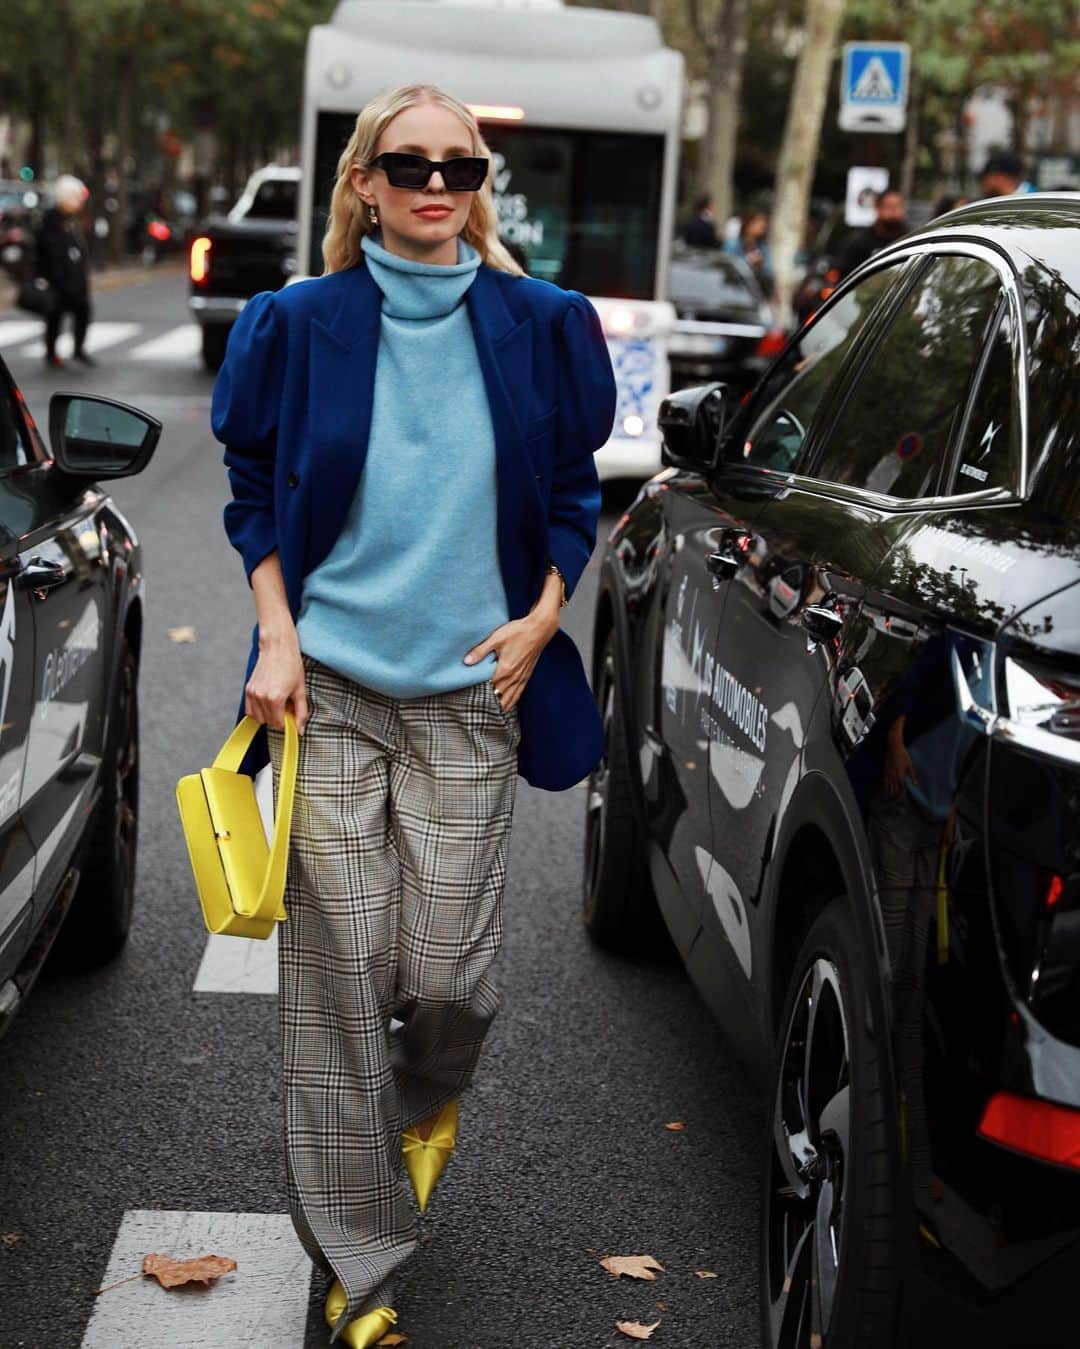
[0,383,33,471]
[740,261,909,472]
[812,255,1003,499]
[948,303,1019,495]
[246,179,297,220]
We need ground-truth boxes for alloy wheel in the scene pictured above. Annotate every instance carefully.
[583,648,615,909]
[766,956,851,1348]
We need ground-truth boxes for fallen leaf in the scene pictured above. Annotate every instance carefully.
[664,1121,685,1131]
[1,1233,19,1246]
[167,625,197,643]
[694,1269,719,1279]
[376,1334,407,1346]
[141,1253,237,1289]
[656,1300,667,1310]
[616,1317,662,1339]
[600,1254,665,1281]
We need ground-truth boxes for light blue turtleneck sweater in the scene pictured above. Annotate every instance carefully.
[295,232,508,698]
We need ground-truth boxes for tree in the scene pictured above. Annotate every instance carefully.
[689,0,752,228]
[769,0,847,323]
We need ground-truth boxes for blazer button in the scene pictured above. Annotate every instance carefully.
[287,471,299,488]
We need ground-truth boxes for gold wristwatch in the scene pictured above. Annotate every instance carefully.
[547,561,569,607]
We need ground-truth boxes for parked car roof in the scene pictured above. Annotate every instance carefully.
[903,192,1080,294]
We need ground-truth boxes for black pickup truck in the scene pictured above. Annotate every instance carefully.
[188,165,300,371]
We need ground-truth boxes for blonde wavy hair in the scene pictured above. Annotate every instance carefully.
[321,83,524,277]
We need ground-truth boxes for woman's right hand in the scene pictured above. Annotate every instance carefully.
[244,630,309,733]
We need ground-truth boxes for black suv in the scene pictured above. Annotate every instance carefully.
[587,195,1080,1348]
[0,360,159,1038]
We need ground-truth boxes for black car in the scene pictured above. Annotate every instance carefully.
[587,195,1080,1347]
[189,165,300,371]
[667,244,788,394]
[0,358,159,1038]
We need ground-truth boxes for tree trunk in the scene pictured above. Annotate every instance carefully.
[28,67,47,179]
[768,0,847,325]
[60,2,81,173]
[702,0,751,230]
[899,62,921,200]
[112,49,133,263]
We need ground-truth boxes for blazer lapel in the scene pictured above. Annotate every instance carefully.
[467,267,547,615]
[305,264,381,577]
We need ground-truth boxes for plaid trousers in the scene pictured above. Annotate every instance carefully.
[266,651,520,1339]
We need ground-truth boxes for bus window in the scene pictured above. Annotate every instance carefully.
[308,113,663,300]
[481,126,663,300]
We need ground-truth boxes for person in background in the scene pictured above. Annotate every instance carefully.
[682,192,721,248]
[931,192,969,219]
[835,186,909,280]
[723,208,774,293]
[36,173,93,369]
[978,150,1037,198]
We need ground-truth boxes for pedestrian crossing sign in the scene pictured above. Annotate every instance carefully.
[839,42,910,133]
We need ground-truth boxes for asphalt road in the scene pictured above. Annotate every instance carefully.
[0,269,762,1349]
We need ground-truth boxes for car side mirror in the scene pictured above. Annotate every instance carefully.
[48,394,162,479]
[659,382,729,473]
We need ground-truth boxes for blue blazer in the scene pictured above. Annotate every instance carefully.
[210,258,617,791]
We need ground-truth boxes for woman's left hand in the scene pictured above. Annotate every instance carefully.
[463,611,559,712]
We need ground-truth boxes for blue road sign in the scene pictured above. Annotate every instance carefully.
[839,42,910,132]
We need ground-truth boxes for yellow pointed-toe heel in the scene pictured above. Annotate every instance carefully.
[325,1277,399,1348]
[401,1096,459,1212]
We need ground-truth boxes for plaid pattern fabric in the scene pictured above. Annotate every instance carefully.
[265,652,520,1339]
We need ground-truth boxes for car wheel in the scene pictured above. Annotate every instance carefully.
[50,637,139,971]
[582,628,672,957]
[201,324,229,372]
[761,899,897,1348]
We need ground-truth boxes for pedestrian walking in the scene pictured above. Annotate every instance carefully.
[210,82,616,1347]
[35,173,94,368]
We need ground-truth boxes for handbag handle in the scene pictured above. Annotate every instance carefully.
[213,712,298,923]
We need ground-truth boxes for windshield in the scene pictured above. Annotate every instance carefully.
[310,113,663,298]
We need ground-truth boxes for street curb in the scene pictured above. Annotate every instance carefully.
[0,259,187,314]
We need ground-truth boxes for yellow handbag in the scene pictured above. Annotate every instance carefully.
[175,713,298,939]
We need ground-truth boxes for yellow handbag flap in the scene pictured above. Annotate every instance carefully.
[200,765,271,918]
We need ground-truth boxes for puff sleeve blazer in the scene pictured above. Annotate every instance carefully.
[211,258,617,791]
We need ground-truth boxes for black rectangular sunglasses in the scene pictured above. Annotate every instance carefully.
[368,152,489,192]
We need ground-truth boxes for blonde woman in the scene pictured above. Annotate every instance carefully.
[211,84,616,1346]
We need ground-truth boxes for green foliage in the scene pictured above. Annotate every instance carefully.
[0,0,335,181]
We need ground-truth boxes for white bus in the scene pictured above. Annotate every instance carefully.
[299,0,684,479]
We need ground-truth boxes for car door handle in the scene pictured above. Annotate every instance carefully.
[16,556,67,595]
[801,605,844,643]
[707,550,741,580]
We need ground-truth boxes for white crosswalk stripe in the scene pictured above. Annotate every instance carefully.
[1,319,214,364]
[195,928,280,994]
[21,321,142,358]
[82,1210,312,1347]
[128,324,203,361]
[0,318,49,351]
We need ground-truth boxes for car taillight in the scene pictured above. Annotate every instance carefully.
[754,328,787,358]
[190,235,211,284]
[147,218,171,242]
[978,1091,1080,1169]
